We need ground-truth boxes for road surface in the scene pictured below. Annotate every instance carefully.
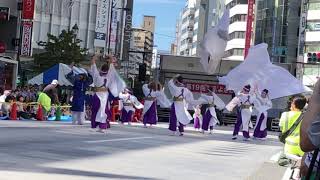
[0,120,285,180]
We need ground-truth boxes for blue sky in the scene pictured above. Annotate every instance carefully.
[133,0,186,51]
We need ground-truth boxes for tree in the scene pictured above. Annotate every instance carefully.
[33,29,87,72]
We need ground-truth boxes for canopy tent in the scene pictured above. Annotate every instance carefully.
[28,63,87,86]
[219,43,311,99]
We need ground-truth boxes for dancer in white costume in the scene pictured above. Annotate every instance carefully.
[168,75,197,136]
[226,85,256,140]
[253,88,272,139]
[119,89,144,125]
[90,55,126,133]
[193,105,202,131]
[199,87,225,134]
[142,82,171,128]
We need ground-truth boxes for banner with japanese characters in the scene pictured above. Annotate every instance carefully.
[184,82,233,95]
[94,0,109,47]
[21,21,33,56]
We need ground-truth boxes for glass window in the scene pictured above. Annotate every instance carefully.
[309,2,320,10]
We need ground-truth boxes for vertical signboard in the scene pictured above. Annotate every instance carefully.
[94,0,109,48]
[109,9,119,53]
[21,21,33,56]
[297,0,308,81]
[122,0,133,62]
[22,0,35,19]
[244,0,254,58]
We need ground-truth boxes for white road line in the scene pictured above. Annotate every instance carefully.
[85,137,153,143]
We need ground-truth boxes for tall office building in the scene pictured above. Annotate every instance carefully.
[297,0,320,87]
[175,0,219,56]
[254,0,301,64]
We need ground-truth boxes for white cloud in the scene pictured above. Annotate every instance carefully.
[134,0,184,5]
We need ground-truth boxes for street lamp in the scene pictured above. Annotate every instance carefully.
[72,24,79,36]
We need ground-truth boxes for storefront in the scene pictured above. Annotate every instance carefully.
[0,56,18,90]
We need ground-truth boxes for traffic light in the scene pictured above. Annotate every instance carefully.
[138,63,147,81]
[307,52,320,63]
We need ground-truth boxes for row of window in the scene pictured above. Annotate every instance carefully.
[309,2,320,10]
[226,0,248,9]
[230,14,247,24]
[229,31,246,40]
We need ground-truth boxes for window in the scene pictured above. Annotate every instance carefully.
[230,14,247,24]
[225,48,244,57]
[229,31,246,40]
[226,0,248,9]
[309,2,320,10]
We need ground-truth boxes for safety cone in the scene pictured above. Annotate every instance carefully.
[36,104,44,121]
[10,103,18,120]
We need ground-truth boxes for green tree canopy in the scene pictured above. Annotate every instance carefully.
[33,29,87,72]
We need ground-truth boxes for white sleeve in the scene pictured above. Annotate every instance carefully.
[156,90,172,108]
[213,93,226,110]
[131,96,144,109]
[107,64,126,97]
[142,84,150,97]
[225,97,241,112]
[90,63,99,78]
[167,79,178,95]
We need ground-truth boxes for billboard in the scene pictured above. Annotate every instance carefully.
[94,0,109,47]
[244,0,254,58]
[22,0,35,20]
[21,21,33,56]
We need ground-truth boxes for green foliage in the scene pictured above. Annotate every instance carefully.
[33,30,87,72]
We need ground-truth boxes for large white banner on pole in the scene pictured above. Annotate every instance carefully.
[94,0,109,48]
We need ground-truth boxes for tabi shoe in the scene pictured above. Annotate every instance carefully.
[232,135,238,140]
[96,129,106,133]
[179,133,184,136]
[169,131,176,136]
[209,130,213,135]
[243,137,251,141]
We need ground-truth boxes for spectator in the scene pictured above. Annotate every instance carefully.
[300,79,320,179]
[43,80,60,105]
[278,95,307,166]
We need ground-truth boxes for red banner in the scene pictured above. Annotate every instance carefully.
[244,0,255,58]
[22,0,35,20]
[185,82,233,95]
[21,21,33,56]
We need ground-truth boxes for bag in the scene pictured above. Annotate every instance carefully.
[305,149,320,180]
[278,113,304,144]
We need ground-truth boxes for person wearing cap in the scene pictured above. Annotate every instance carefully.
[167,74,197,136]
[43,79,60,105]
[141,82,171,128]
[90,54,126,133]
[119,88,144,125]
[198,87,226,134]
[253,88,272,139]
[66,63,93,125]
[227,85,256,140]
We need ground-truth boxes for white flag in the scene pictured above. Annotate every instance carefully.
[219,43,311,99]
[200,9,230,74]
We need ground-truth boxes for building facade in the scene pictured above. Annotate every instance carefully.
[122,16,155,82]
[254,0,301,64]
[297,0,320,87]
[176,0,220,57]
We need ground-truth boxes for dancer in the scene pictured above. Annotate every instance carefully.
[193,105,202,131]
[199,87,226,134]
[90,54,126,133]
[226,85,256,141]
[253,89,272,140]
[66,64,93,125]
[119,88,144,125]
[142,82,171,128]
[168,74,197,136]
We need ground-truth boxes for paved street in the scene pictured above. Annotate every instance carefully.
[0,120,285,180]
